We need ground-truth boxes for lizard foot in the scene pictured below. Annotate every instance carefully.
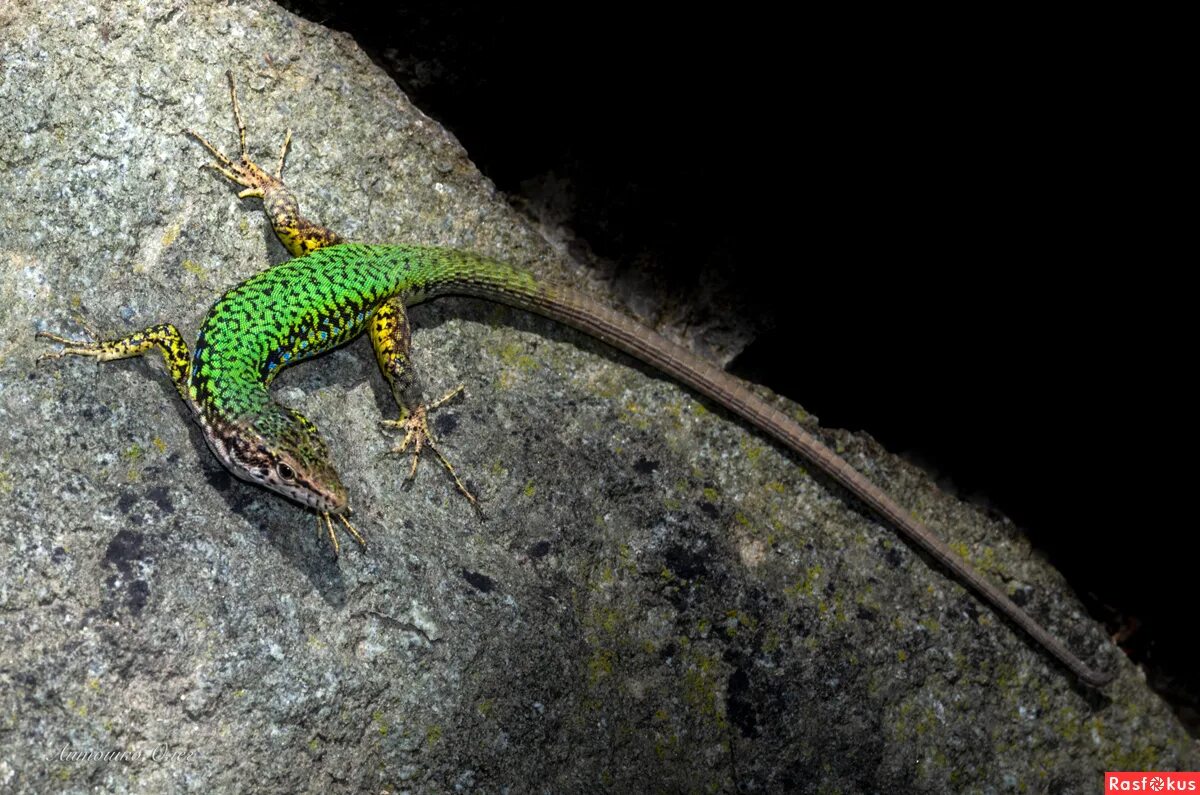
[380,385,480,511]
[318,510,367,558]
[184,70,291,200]
[35,324,103,362]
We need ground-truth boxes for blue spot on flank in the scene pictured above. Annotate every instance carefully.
[268,362,277,371]
[357,312,364,322]
[282,353,291,362]
[300,340,308,349]
[319,331,328,340]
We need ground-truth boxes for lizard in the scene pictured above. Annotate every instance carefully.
[36,72,1114,688]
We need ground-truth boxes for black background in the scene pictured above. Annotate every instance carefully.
[279,3,1192,726]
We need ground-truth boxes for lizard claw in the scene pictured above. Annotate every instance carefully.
[35,328,101,362]
[186,129,282,198]
[317,510,367,558]
[184,70,289,198]
[380,386,480,511]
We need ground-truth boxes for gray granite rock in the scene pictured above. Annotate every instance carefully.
[0,3,1194,793]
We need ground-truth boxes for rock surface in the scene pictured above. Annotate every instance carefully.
[0,3,1194,793]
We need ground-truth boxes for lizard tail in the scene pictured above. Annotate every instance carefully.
[429,253,1115,688]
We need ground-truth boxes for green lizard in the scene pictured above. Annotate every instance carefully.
[36,73,1114,688]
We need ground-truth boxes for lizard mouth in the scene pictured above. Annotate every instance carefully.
[283,480,347,514]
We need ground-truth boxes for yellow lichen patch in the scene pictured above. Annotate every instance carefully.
[682,655,727,727]
[586,368,626,400]
[495,341,538,372]
[372,710,388,736]
[151,436,168,454]
[588,647,616,683]
[974,546,999,575]
[785,565,823,598]
[161,223,181,248]
[622,400,650,430]
[723,609,758,638]
[182,259,206,279]
[1104,739,1162,771]
[654,730,680,760]
[739,437,763,463]
[424,725,442,746]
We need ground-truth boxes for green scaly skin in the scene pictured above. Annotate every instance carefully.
[186,242,539,509]
[36,73,1115,688]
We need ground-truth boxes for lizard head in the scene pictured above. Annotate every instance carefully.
[205,402,349,514]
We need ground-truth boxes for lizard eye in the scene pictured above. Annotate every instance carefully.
[276,462,297,482]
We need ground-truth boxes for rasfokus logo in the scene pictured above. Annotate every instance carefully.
[1106,772,1200,792]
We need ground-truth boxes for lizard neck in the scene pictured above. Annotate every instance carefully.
[191,371,272,473]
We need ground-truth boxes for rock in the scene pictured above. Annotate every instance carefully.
[0,2,1194,792]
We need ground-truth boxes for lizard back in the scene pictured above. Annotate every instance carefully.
[188,243,425,419]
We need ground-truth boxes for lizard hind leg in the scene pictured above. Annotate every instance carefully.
[183,70,288,201]
[370,297,480,511]
[184,70,342,257]
[380,386,477,510]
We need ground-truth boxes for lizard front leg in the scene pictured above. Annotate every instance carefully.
[37,322,194,404]
[186,70,342,257]
[370,297,479,510]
